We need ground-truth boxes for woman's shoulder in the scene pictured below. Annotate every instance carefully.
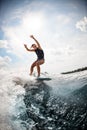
[36,47,42,51]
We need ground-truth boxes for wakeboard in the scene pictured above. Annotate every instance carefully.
[36,77,52,81]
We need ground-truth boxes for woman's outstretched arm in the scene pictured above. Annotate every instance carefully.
[24,44,35,52]
[30,35,42,49]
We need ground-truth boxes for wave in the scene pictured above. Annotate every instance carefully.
[0,69,87,130]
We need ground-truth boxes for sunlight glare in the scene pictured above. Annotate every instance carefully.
[22,13,44,33]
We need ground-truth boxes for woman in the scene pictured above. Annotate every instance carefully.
[24,35,45,77]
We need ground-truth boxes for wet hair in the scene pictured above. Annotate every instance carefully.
[31,44,35,47]
[31,44,37,48]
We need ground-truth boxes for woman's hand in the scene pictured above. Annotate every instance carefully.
[30,35,34,39]
[24,44,27,48]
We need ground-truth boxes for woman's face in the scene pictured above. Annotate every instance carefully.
[32,44,37,49]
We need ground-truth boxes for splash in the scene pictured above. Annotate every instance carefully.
[0,68,87,130]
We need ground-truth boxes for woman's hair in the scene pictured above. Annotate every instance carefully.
[31,44,36,48]
[31,44,35,47]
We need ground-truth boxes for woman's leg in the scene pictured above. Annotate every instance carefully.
[36,65,40,77]
[36,59,44,77]
[30,60,37,75]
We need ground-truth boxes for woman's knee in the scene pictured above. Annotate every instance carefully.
[31,63,36,68]
[36,62,39,67]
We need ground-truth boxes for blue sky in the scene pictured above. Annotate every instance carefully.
[0,0,87,73]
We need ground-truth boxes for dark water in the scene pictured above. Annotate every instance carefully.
[17,80,87,130]
[1,71,86,130]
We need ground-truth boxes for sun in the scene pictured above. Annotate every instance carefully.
[22,12,44,33]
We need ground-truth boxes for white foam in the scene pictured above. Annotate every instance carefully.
[0,67,87,130]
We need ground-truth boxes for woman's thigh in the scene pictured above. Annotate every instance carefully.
[31,60,37,67]
[36,59,44,65]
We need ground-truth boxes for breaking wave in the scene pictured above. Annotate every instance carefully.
[0,68,87,130]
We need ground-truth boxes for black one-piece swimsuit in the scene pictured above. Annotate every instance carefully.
[35,48,44,60]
